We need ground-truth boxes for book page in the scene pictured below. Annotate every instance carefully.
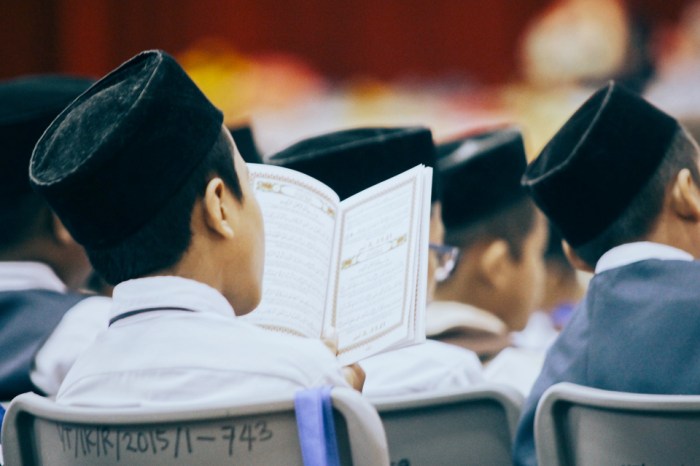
[327,166,431,364]
[242,164,339,339]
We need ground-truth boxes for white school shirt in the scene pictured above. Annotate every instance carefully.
[56,276,349,407]
[0,262,110,397]
[426,300,509,337]
[511,311,559,351]
[359,340,484,399]
[427,300,546,396]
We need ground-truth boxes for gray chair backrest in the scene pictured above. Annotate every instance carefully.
[535,382,700,466]
[373,384,524,465]
[1,388,389,466]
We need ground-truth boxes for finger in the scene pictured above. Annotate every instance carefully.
[343,363,366,392]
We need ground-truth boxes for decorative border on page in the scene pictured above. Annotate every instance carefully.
[250,172,337,219]
[255,323,308,338]
[249,167,336,341]
[332,177,418,356]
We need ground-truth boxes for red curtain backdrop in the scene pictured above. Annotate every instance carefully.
[0,0,690,83]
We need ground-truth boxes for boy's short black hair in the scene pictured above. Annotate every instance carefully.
[445,196,538,262]
[574,128,700,267]
[88,129,242,285]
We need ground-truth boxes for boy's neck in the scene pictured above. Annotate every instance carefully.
[641,216,700,260]
[151,244,225,298]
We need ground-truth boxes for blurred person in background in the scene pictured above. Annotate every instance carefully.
[0,76,110,400]
[521,0,653,92]
[270,126,484,398]
[646,2,700,147]
[429,127,548,396]
[514,82,700,466]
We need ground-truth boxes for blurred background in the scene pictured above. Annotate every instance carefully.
[3,0,699,156]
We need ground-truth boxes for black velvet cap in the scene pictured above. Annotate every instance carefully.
[438,127,528,230]
[0,76,93,201]
[269,127,437,201]
[229,124,262,164]
[30,50,224,249]
[522,81,680,247]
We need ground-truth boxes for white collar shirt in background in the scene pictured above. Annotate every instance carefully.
[426,300,508,337]
[360,339,484,399]
[56,276,349,407]
[427,300,546,396]
[595,241,693,274]
[511,310,559,351]
[0,261,110,396]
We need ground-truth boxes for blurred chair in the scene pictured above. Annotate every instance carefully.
[536,382,700,466]
[1,388,388,466]
[373,384,523,465]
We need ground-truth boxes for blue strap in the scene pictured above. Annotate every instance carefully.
[0,403,5,442]
[294,386,341,466]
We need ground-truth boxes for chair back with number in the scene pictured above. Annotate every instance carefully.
[1,388,388,466]
[373,384,523,465]
[536,382,700,466]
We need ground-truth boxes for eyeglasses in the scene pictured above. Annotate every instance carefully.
[429,243,460,282]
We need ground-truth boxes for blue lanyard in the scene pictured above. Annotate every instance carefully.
[294,386,340,466]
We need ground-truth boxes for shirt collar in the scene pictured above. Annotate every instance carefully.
[110,276,236,322]
[426,300,508,336]
[0,261,66,292]
[595,241,694,274]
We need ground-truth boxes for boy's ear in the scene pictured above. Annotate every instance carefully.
[670,168,700,221]
[479,239,512,289]
[203,177,236,239]
[562,240,595,273]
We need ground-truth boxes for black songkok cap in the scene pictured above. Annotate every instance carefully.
[522,81,680,247]
[30,50,224,249]
[0,75,93,201]
[269,127,437,201]
[438,127,528,230]
[229,124,263,164]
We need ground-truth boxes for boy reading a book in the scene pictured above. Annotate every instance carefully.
[513,82,700,465]
[0,76,111,400]
[429,127,548,395]
[269,127,484,397]
[29,50,360,407]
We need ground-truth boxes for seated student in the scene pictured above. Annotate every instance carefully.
[513,82,700,466]
[269,127,484,398]
[0,75,111,400]
[84,122,263,300]
[29,50,360,407]
[511,223,587,350]
[429,127,548,395]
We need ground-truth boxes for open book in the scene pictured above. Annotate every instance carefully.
[242,163,432,365]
